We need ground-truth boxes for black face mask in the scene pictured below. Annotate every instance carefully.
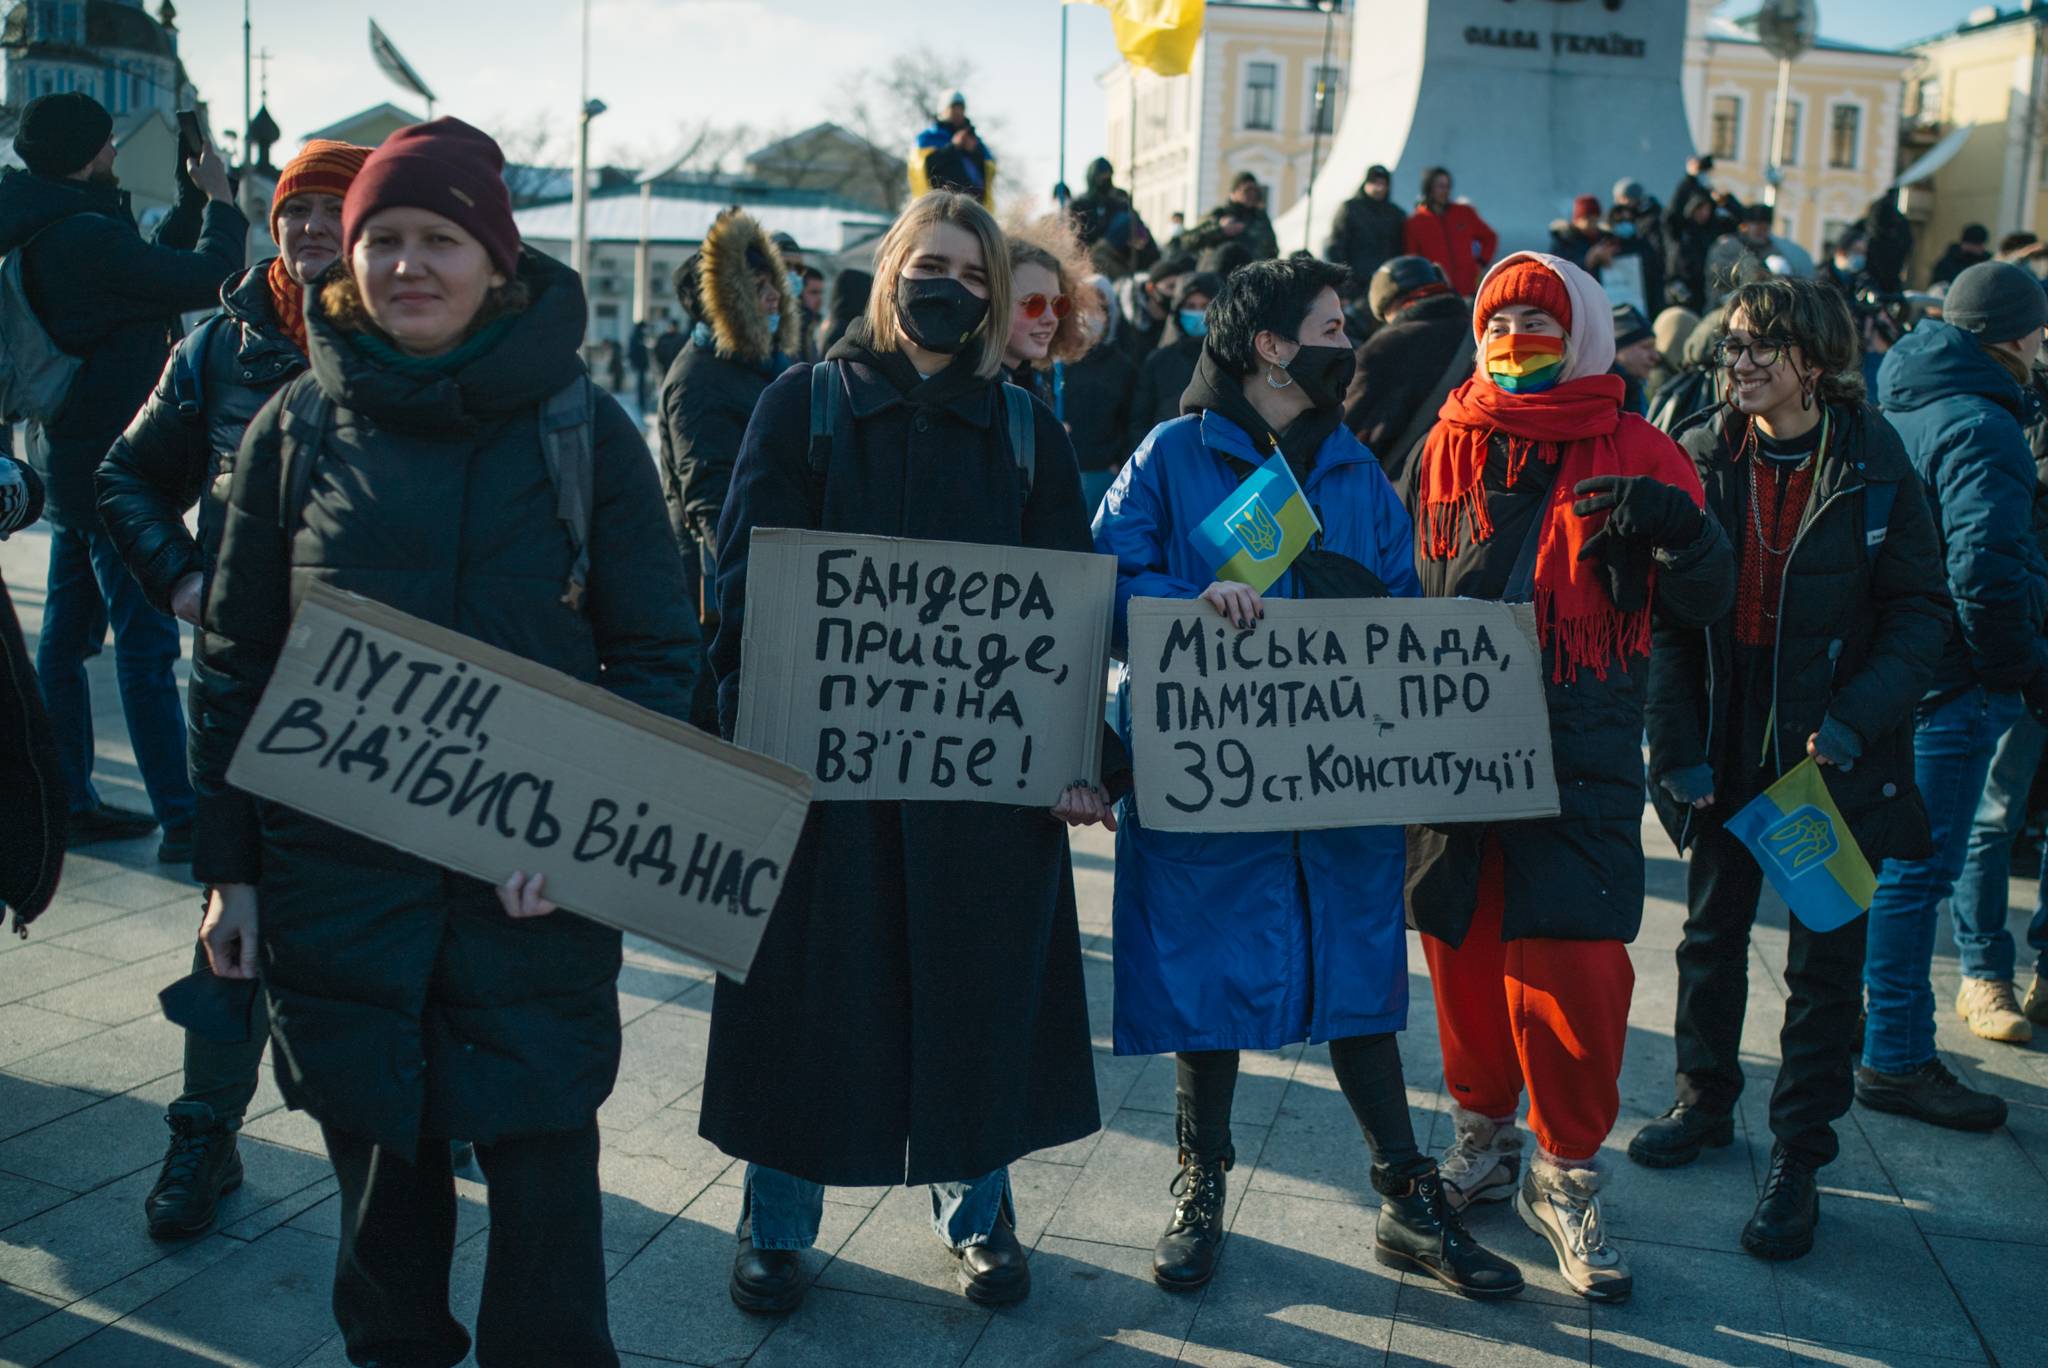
[1285,343,1356,411]
[895,275,989,355]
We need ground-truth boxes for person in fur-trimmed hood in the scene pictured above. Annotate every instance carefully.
[658,208,798,729]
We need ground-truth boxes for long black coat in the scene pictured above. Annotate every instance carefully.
[0,167,245,527]
[701,333,1101,1186]
[1062,339,1137,473]
[1127,331,1202,454]
[192,252,701,1155]
[1646,405,1949,863]
[97,266,305,614]
[1403,433,1736,945]
[1324,191,1408,286]
[1342,292,1470,476]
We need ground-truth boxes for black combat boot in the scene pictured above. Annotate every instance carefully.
[729,1236,805,1314]
[1627,1100,1736,1169]
[1741,1144,1819,1260]
[143,1102,244,1240]
[1373,1157,1525,1299]
[1153,1106,1233,1291]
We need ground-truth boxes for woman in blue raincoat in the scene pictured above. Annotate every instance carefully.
[1093,256,1523,1302]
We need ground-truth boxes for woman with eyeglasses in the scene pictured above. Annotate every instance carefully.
[1639,276,1948,1260]
[1093,254,1524,1301]
[701,192,1118,1315]
[1403,252,1733,1305]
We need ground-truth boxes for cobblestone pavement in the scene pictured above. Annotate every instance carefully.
[1,524,2042,1368]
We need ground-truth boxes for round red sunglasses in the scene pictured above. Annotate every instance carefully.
[1019,293,1071,320]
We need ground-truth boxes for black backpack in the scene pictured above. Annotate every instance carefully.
[275,374,598,612]
[805,360,1035,513]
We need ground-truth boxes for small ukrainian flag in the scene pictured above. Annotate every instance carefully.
[1189,452,1321,594]
[1724,759,1877,933]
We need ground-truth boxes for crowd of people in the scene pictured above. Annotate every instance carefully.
[1,85,2045,1365]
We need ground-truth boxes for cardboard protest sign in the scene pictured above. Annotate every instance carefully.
[736,529,1115,805]
[227,582,812,983]
[1126,596,1560,833]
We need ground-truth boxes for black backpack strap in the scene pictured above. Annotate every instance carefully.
[275,381,331,537]
[1503,490,1549,604]
[538,374,597,613]
[171,312,227,420]
[805,361,846,519]
[1000,381,1036,500]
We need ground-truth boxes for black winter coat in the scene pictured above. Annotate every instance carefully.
[1324,192,1408,286]
[0,167,246,527]
[1402,435,1736,945]
[1062,339,1137,473]
[700,329,1101,1185]
[1,459,61,928]
[1342,292,1470,478]
[1647,405,1949,864]
[97,266,304,613]
[658,335,780,553]
[1127,331,1203,453]
[191,252,701,1155]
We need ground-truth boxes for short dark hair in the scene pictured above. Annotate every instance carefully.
[801,266,824,283]
[1205,254,1350,374]
[1421,165,1451,196]
[1962,223,1990,245]
[1231,170,1259,190]
[1999,231,2040,255]
[1725,277,1863,407]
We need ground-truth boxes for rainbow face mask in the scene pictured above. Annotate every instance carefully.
[1485,332,1567,394]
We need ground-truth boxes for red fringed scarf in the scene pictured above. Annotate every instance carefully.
[1416,371,1705,681]
[266,256,308,354]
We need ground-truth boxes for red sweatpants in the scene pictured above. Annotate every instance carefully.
[1421,842,1635,1163]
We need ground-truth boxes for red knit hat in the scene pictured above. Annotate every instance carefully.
[270,140,371,240]
[1571,194,1601,222]
[1473,257,1573,340]
[343,118,520,278]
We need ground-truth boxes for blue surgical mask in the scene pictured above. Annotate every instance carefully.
[1843,253,1867,273]
[1613,221,1637,239]
[765,312,780,337]
[1179,309,1208,337]
[786,272,802,300]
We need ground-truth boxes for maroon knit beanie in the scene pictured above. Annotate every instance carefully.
[343,117,520,278]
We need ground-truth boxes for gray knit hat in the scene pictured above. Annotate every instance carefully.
[1944,260,2048,341]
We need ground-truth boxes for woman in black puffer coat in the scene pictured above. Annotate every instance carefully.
[192,119,697,1368]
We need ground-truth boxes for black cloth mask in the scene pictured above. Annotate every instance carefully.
[894,275,990,354]
[1286,343,1357,412]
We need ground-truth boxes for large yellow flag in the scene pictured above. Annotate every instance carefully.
[1066,0,1206,78]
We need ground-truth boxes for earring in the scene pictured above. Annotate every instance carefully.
[1265,366,1295,391]
[1800,375,1815,411]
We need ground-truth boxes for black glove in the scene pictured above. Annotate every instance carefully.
[1572,475,1705,558]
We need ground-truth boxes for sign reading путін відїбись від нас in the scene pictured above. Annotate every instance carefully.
[736,529,1115,806]
[226,582,813,983]
[1126,596,1560,834]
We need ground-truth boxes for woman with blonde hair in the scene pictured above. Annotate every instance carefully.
[1001,212,1102,405]
[701,190,1119,1314]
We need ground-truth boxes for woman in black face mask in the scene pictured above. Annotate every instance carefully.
[702,191,1120,1315]
[1091,254,1526,1300]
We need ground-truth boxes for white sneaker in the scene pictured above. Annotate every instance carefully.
[1438,1106,1522,1210]
[1517,1153,1632,1303]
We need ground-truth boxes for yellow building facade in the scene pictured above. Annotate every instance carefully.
[1102,0,1351,244]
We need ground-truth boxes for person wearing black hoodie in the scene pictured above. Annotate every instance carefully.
[1324,164,1408,288]
[1127,271,1222,453]
[1341,255,1470,482]
[1,92,247,855]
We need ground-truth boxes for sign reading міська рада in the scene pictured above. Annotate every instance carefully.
[1127,596,1560,833]
[227,581,812,983]
[736,529,1115,805]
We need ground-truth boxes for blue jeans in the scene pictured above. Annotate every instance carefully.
[1949,711,2048,982]
[35,525,194,827]
[740,1165,1011,1252]
[1864,687,2024,1073]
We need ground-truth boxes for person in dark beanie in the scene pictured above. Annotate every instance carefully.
[1929,223,1991,289]
[1324,164,1408,291]
[1861,259,2048,1128]
[191,117,698,1368]
[1610,303,1658,415]
[1341,254,1470,482]
[1126,271,1221,452]
[1640,278,1948,1261]
[94,137,370,1243]
[816,267,871,358]
[0,91,246,856]
[657,209,796,731]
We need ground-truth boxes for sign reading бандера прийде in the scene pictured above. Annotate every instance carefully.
[736,529,1114,806]
[227,581,813,983]
[1126,596,1560,834]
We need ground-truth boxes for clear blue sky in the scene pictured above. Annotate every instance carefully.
[173,1,2000,214]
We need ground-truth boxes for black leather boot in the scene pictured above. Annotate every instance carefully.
[1627,1101,1736,1169]
[955,1209,1031,1305]
[1741,1145,1819,1261]
[729,1235,806,1313]
[143,1102,244,1240]
[1373,1158,1524,1299]
[1153,1107,1232,1292]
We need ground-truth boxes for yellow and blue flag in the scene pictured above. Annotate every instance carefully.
[1724,759,1877,933]
[1064,0,1207,78]
[1189,452,1321,594]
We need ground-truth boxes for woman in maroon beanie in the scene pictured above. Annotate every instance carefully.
[191,117,698,1368]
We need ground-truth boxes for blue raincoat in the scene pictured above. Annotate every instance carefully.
[1093,410,1421,1055]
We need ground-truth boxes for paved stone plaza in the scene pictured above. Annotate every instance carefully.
[0,524,2041,1368]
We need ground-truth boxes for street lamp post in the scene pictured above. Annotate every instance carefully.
[634,148,693,327]
[1757,0,1818,210]
[1303,0,1338,252]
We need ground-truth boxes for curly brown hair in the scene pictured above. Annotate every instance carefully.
[1723,277,1864,408]
[1003,211,1101,366]
[318,265,532,344]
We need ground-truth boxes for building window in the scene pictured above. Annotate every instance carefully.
[1772,99,1801,167]
[1307,64,1340,134]
[1244,62,1278,132]
[1829,105,1861,170]
[1915,75,1941,121]
[1710,94,1742,162]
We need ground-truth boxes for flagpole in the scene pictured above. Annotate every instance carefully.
[1304,0,1336,253]
[571,0,591,290]
[242,0,252,168]
[1057,4,1069,204]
